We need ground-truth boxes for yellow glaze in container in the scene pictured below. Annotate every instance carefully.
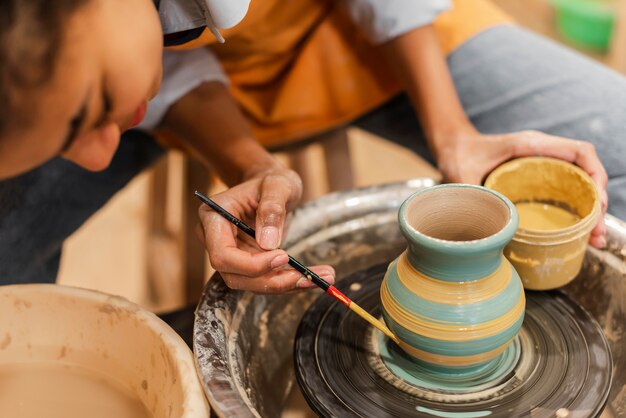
[485,157,600,290]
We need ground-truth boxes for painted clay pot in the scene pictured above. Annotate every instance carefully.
[381,184,525,369]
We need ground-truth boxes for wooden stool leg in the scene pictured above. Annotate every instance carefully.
[321,128,353,192]
[180,156,210,303]
[287,144,318,202]
[146,153,211,309]
[281,127,353,201]
[146,154,184,309]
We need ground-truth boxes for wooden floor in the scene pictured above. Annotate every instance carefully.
[57,0,617,312]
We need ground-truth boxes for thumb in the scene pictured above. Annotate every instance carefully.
[256,176,291,250]
[442,163,483,186]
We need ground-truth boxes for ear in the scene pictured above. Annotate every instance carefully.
[61,123,121,171]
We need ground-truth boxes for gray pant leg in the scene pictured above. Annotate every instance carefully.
[0,130,164,284]
[355,25,626,220]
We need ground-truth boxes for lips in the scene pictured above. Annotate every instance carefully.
[130,101,148,127]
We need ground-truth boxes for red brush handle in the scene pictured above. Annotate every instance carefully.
[327,285,352,307]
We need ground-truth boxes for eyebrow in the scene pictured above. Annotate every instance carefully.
[60,88,112,153]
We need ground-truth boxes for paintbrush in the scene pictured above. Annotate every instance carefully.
[194,191,400,344]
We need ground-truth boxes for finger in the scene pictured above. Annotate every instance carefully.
[267,265,336,293]
[199,203,290,275]
[198,195,260,250]
[532,135,608,248]
[256,175,298,250]
[589,231,606,249]
[194,222,205,245]
[589,215,607,248]
[507,132,609,249]
[208,238,289,276]
[575,142,608,187]
[600,189,609,214]
[198,201,238,248]
[464,172,485,186]
[222,265,335,294]
[198,205,238,264]
[291,265,336,289]
[514,132,608,193]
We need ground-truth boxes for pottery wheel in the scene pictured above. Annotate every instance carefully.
[294,262,612,418]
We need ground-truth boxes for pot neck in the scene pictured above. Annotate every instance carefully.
[404,240,508,282]
[398,185,518,282]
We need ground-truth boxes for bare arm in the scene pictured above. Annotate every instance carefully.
[159,81,335,292]
[161,82,281,186]
[380,25,608,247]
[380,24,474,159]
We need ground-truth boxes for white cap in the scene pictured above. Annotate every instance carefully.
[158,0,251,44]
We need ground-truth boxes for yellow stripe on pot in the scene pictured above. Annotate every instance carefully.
[380,284,525,341]
[396,252,512,304]
[396,337,514,366]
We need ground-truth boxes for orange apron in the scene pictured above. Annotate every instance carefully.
[168,0,512,147]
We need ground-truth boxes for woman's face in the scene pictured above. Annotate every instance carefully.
[0,0,163,179]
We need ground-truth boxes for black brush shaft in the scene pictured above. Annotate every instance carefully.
[194,191,256,238]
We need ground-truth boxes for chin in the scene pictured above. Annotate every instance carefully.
[63,149,117,173]
[76,155,116,172]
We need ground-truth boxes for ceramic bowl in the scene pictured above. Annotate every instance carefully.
[0,284,209,418]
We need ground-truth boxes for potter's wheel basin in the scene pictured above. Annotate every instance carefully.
[193,180,626,417]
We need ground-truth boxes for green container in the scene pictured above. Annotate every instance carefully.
[550,0,615,51]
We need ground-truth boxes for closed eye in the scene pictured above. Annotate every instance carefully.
[60,88,112,153]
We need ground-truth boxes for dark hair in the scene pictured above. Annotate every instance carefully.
[0,0,90,134]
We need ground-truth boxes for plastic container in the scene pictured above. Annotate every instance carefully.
[0,284,210,418]
[550,0,615,51]
[485,157,600,290]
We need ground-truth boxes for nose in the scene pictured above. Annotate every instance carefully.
[62,122,121,171]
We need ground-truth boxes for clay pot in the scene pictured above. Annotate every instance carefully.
[381,184,525,369]
[0,284,209,418]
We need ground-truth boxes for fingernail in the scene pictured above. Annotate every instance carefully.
[296,276,315,288]
[260,227,279,249]
[270,254,288,269]
[321,274,335,285]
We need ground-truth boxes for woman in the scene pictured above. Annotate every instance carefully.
[0,0,334,292]
[0,0,620,292]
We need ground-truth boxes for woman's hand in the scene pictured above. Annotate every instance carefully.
[197,167,335,294]
[161,81,335,293]
[436,129,608,248]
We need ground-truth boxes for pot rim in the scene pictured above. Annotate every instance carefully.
[398,184,518,253]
